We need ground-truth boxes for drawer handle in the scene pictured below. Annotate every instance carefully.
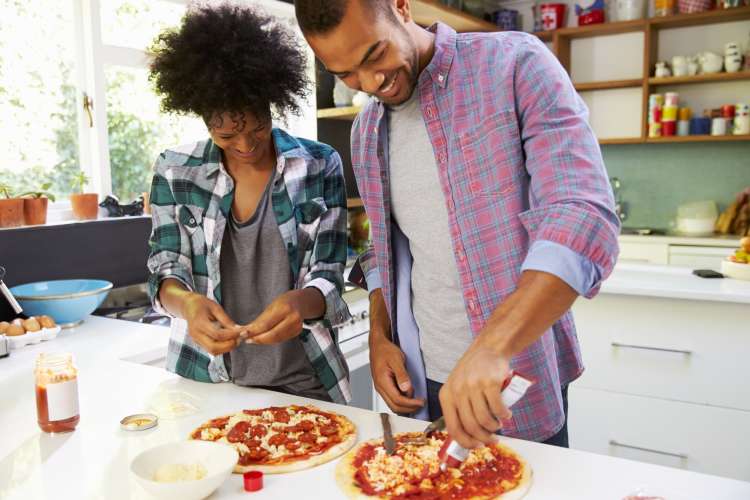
[609,440,688,460]
[611,342,692,355]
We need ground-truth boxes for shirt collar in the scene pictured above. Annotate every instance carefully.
[422,22,457,89]
[204,127,305,177]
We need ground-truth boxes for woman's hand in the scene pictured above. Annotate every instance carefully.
[183,293,244,355]
[242,289,324,344]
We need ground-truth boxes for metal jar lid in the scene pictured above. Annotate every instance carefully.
[120,413,158,431]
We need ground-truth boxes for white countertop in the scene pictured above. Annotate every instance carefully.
[1,316,749,499]
[618,233,740,247]
[601,263,750,304]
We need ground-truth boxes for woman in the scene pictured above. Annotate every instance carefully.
[146,4,351,404]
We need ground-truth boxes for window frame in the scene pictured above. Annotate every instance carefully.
[53,0,314,216]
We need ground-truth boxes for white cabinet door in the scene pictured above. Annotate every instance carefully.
[618,242,669,265]
[569,386,750,481]
[572,294,750,410]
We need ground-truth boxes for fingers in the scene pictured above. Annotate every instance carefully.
[245,300,300,338]
[189,328,236,355]
[465,392,500,444]
[208,301,237,330]
[246,315,302,345]
[485,385,512,421]
[389,354,414,397]
[376,371,425,413]
[440,386,482,449]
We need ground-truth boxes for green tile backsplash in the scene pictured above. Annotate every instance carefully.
[602,143,750,229]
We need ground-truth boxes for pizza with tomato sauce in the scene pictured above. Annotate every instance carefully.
[335,431,531,499]
[189,405,357,474]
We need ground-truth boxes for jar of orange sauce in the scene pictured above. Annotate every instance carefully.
[35,353,80,433]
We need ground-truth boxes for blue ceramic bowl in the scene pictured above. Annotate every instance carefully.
[10,279,113,326]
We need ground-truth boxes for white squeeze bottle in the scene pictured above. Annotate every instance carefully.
[438,371,533,470]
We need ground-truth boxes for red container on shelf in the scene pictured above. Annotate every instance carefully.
[663,120,677,136]
[722,105,736,119]
[677,0,712,14]
[540,3,567,30]
[578,10,605,26]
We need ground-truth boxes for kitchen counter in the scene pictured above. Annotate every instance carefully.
[1,316,749,499]
[600,262,750,304]
[618,233,740,247]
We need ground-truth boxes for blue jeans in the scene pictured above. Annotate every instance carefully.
[426,378,569,448]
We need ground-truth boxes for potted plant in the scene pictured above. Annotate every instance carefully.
[20,183,56,226]
[69,172,98,221]
[0,183,25,228]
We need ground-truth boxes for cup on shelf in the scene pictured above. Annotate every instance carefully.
[725,55,742,73]
[689,116,711,135]
[615,0,646,20]
[671,56,688,76]
[698,51,723,74]
[677,0,711,14]
[664,92,679,107]
[677,120,691,136]
[687,56,699,76]
[663,120,677,136]
[711,117,728,136]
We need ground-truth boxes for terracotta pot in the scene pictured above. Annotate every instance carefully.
[23,197,49,225]
[70,193,99,220]
[142,191,151,215]
[0,198,25,228]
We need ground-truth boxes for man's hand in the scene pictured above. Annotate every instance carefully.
[182,293,243,355]
[368,289,424,414]
[242,289,322,345]
[370,335,425,413]
[439,337,511,449]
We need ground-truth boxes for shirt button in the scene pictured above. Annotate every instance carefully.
[438,153,446,163]
[426,107,433,118]
[447,199,455,211]
[457,249,465,261]
[468,300,476,312]
[438,74,445,82]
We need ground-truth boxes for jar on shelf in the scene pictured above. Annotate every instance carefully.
[35,353,80,433]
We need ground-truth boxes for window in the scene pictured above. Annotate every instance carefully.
[0,0,81,199]
[0,0,313,212]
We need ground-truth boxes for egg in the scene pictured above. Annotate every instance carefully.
[39,315,56,328]
[0,321,9,334]
[23,318,42,332]
[6,324,25,336]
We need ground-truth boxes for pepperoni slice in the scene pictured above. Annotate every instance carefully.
[244,439,262,449]
[248,424,268,438]
[227,421,250,443]
[320,424,338,436]
[285,441,301,451]
[268,433,287,447]
[209,417,229,428]
[297,420,314,432]
[191,429,203,439]
[273,411,290,423]
[247,448,269,460]
[298,432,316,444]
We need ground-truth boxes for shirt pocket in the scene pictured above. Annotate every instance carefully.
[457,109,523,197]
[294,197,328,267]
[177,205,207,251]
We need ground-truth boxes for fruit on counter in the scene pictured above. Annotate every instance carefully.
[729,250,749,264]
[715,188,750,236]
[741,237,750,253]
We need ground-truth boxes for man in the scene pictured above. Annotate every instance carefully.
[295,0,619,448]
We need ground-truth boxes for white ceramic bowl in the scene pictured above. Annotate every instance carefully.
[721,260,750,281]
[675,217,716,236]
[130,441,238,500]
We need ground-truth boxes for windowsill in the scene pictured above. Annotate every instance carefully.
[0,214,151,232]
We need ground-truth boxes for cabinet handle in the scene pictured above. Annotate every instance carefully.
[611,342,692,355]
[609,440,688,460]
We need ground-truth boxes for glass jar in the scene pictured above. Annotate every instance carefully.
[35,353,80,433]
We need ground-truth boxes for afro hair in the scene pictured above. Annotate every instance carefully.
[149,3,309,124]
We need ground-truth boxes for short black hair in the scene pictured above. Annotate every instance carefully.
[149,4,309,124]
[294,0,389,35]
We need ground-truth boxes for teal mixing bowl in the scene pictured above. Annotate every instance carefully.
[10,279,113,326]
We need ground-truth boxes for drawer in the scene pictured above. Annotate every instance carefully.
[618,242,669,265]
[572,294,750,410]
[569,386,750,481]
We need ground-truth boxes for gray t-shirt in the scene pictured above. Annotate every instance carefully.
[387,89,474,383]
[220,174,330,401]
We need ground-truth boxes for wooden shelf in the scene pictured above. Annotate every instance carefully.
[412,0,498,32]
[649,71,750,86]
[649,6,750,29]
[646,134,750,143]
[556,18,645,39]
[534,30,554,42]
[317,106,361,120]
[347,197,364,208]
[575,79,644,91]
[599,137,646,145]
